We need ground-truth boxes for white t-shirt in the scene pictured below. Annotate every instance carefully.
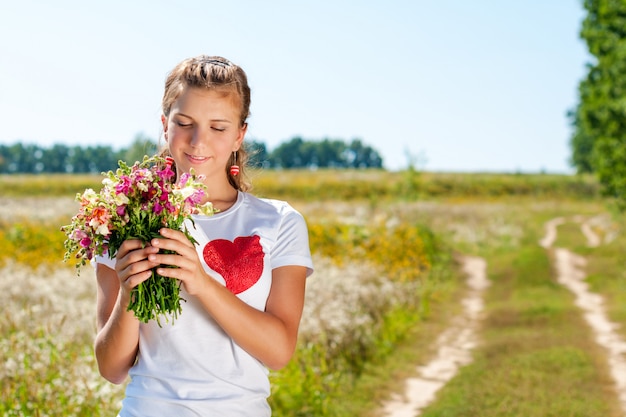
[96,191,313,417]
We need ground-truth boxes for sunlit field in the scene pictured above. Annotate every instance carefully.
[1,170,624,416]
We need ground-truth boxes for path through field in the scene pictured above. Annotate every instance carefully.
[380,215,626,416]
[541,217,626,415]
[380,256,489,417]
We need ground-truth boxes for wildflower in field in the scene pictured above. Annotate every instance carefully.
[61,155,217,324]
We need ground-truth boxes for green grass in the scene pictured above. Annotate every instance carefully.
[553,219,591,251]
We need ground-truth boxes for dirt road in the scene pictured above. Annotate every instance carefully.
[380,256,489,417]
[381,216,626,416]
[542,217,626,415]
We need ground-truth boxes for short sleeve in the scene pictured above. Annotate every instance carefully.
[94,252,116,270]
[270,208,314,277]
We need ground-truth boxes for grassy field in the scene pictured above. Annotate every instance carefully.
[0,170,623,416]
[420,226,622,416]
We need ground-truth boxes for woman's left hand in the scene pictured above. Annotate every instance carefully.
[148,227,210,295]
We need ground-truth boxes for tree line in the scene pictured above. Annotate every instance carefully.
[0,135,383,174]
[570,0,626,208]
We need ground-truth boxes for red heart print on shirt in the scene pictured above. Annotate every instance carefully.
[202,235,264,294]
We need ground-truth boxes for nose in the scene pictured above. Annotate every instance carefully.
[190,126,209,148]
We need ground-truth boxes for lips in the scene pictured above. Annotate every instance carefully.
[185,153,209,164]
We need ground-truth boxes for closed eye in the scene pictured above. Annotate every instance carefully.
[212,127,226,132]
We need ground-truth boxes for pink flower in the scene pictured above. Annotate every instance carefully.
[71,228,86,239]
[165,201,176,214]
[186,189,205,205]
[178,172,192,186]
[160,163,175,182]
[116,176,132,195]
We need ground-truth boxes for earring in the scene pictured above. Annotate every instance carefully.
[230,151,240,176]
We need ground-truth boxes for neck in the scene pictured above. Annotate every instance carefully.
[202,183,239,212]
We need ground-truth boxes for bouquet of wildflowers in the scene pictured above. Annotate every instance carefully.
[62,155,217,324]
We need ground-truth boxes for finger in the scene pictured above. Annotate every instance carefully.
[159,228,195,247]
[123,268,153,290]
[117,239,146,258]
[120,257,160,278]
[149,251,180,266]
[155,266,178,279]
[150,238,196,260]
[116,246,159,272]
[148,252,197,272]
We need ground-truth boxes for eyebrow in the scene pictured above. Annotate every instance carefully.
[175,112,233,123]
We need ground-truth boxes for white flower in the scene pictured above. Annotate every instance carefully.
[174,186,196,201]
[136,181,149,192]
[95,223,110,236]
[102,178,115,188]
[196,202,217,216]
[114,193,129,205]
[88,218,110,236]
[82,189,98,204]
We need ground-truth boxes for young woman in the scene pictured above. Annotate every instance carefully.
[94,55,313,416]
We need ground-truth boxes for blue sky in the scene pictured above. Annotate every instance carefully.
[0,1,589,172]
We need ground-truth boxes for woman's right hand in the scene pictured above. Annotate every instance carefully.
[114,239,160,303]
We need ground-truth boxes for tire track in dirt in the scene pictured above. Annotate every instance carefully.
[380,256,489,417]
[541,216,626,416]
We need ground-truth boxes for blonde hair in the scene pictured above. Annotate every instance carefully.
[159,55,252,191]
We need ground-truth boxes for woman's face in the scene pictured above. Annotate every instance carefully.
[163,87,246,182]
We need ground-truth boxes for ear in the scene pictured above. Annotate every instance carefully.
[234,122,247,151]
